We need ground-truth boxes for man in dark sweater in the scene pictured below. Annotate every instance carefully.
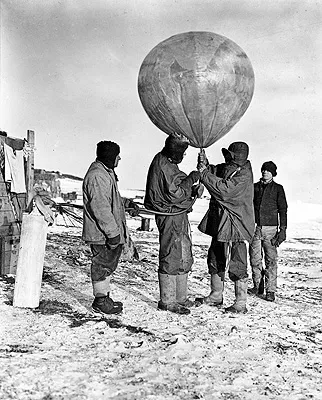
[249,161,288,302]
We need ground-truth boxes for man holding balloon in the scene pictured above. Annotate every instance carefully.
[144,133,202,315]
[196,142,255,313]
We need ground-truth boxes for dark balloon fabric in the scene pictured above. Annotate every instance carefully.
[138,31,255,148]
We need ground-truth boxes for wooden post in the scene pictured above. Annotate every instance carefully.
[26,130,35,211]
[140,217,150,231]
[13,208,48,308]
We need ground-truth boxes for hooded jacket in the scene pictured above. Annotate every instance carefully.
[144,152,195,212]
[198,160,255,242]
[144,152,196,274]
[82,161,128,244]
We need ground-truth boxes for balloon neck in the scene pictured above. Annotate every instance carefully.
[171,132,189,144]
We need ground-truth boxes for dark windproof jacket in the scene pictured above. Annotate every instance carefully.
[253,179,288,227]
[82,161,128,245]
[144,152,195,274]
[198,161,255,243]
[144,152,196,213]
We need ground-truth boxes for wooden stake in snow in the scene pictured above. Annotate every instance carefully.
[140,217,150,231]
[13,208,48,308]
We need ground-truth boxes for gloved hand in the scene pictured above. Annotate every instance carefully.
[180,170,200,191]
[126,200,140,217]
[198,149,209,165]
[192,183,204,198]
[271,227,286,247]
[197,150,209,172]
[187,170,201,183]
[106,234,121,250]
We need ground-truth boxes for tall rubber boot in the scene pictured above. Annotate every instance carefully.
[225,278,248,314]
[158,273,190,315]
[176,274,194,308]
[195,273,224,306]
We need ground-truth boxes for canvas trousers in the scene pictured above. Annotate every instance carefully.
[155,213,193,275]
[249,225,278,292]
[90,243,123,282]
[207,239,248,282]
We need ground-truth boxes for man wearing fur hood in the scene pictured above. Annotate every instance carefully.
[82,141,139,315]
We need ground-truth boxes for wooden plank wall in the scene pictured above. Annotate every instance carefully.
[0,130,34,275]
[0,172,22,275]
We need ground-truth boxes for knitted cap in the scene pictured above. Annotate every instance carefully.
[161,134,189,164]
[261,161,277,177]
[96,141,120,168]
[222,142,249,165]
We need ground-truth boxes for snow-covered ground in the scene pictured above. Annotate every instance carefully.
[0,187,321,399]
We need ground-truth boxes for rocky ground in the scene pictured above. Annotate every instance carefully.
[0,215,322,400]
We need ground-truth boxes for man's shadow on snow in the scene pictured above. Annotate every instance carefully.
[42,266,159,313]
[2,272,156,333]
[33,298,156,336]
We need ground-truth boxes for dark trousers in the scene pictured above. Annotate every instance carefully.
[90,244,123,282]
[207,239,248,281]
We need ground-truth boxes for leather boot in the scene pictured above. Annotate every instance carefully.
[93,276,123,307]
[176,274,194,307]
[92,295,122,315]
[158,273,190,315]
[248,285,259,295]
[249,270,265,295]
[258,273,265,295]
[225,278,248,314]
[195,273,224,306]
[265,291,275,302]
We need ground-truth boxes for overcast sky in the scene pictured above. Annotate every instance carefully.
[1,0,321,203]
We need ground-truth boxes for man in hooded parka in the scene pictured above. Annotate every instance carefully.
[82,141,139,315]
[196,142,255,313]
[144,133,201,315]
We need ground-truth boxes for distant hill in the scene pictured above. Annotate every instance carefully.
[34,169,145,202]
[34,169,83,200]
[35,169,83,182]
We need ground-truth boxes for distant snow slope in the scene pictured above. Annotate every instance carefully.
[57,178,83,195]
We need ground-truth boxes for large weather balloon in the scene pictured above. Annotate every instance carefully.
[138,31,255,148]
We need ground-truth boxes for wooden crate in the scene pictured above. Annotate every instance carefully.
[0,235,20,275]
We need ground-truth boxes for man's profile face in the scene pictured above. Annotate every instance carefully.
[114,154,121,168]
